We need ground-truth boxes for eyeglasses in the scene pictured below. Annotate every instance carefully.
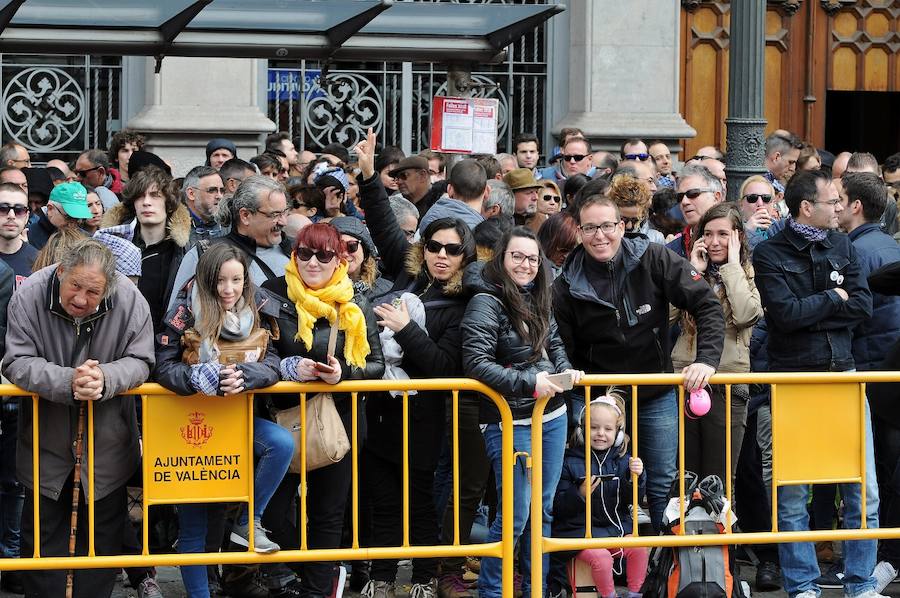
[74,165,102,177]
[676,188,715,201]
[743,193,773,204]
[0,203,28,217]
[401,228,416,240]
[624,153,650,161]
[344,240,360,254]
[296,247,337,263]
[562,154,588,163]
[542,194,560,203]
[424,239,464,256]
[195,186,226,195]
[292,200,310,210]
[621,216,642,227]
[254,207,290,220]
[812,198,842,207]
[578,222,619,236]
[507,251,540,267]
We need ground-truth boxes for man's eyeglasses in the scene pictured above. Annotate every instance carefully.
[676,188,715,201]
[578,222,619,236]
[401,228,416,240]
[562,154,588,163]
[621,216,642,228]
[424,240,464,256]
[195,186,226,195]
[507,251,540,267]
[0,203,29,217]
[812,198,842,207]
[254,207,290,220]
[74,165,102,178]
[743,193,773,204]
[296,247,336,263]
[542,194,560,203]
[624,153,650,162]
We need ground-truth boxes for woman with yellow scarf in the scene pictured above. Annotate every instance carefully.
[261,222,384,597]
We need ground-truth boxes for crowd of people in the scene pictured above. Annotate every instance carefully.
[0,125,898,598]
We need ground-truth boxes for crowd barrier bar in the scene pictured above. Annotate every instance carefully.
[0,379,515,598]
[530,371,900,598]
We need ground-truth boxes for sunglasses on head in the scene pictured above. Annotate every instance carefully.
[0,203,29,217]
[624,153,650,161]
[424,239,464,256]
[296,247,336,263]
[743,193,773,204]
[676,188,714,201]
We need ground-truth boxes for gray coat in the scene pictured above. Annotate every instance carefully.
[3,266,155,500]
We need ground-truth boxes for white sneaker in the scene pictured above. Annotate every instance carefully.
[844,590,889,598]
[873,561,899,594]
[410,579,437,598]
[795,591,818,598]
[636,505,652,525]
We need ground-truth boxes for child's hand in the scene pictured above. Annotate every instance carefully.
[578,476,600,498]
[629,457,643,476]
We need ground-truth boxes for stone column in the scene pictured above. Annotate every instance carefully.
[126,57,275,176]
[724,0,768,200]
[550,0,695,154]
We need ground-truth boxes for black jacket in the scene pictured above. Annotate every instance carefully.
[154,288,281,399]
[461,261,571,423]
[552,446,645,539]
[261,277,385,424]
[752,225,872,372]
[360,173,467,470]
[552,237,724,400]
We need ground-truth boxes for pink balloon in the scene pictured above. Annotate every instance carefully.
[687,388,711,418]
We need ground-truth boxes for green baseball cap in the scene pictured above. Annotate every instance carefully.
[49,182,93,219]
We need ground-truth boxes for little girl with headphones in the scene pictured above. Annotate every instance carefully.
[550,391,649,598]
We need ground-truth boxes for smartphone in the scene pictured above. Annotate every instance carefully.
[576,474,616,485]
[546,372,574,391]
[314,361,335,374]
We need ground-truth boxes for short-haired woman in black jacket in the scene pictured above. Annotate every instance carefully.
[460,227,583,598]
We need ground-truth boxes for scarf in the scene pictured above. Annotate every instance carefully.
[788,217,828,243]
[190,285,255,363]
[284,256,370,369]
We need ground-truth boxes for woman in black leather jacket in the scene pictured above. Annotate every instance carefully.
[460,227,583,598]
[261,222,384,598]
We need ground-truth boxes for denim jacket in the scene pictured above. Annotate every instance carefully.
[751,225,872,372]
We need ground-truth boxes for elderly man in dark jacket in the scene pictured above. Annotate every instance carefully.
[553,195,724,530]
[2,239,154,598]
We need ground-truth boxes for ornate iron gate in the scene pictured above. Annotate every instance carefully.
[0,54,122,162]
[268,0,549,155]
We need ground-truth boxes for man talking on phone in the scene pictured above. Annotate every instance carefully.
[553,193,724,529]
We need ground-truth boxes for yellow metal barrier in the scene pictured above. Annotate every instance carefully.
[0,379,516,597]
[529,372,900,598]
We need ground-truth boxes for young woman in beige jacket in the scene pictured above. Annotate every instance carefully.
[672,202,763,487]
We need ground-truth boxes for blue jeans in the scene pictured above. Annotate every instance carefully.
[777,401,879,597]
[478,413,567,598]
[639,389,678,529]
[178,417,294,597]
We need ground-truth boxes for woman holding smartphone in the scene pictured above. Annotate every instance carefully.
[261,222,384,597]
[460,227,583,598]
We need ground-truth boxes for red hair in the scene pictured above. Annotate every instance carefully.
[294,222,344,254]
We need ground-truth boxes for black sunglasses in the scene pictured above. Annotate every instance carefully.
[542,194,560,203]
[74,165,102,177]
[424,240,464,256]
[296,247,336,263]
[0,203,29,217]
[676,188,714,201]
[344,240,360,253]
[743,193,774,204]
[562,154,588,163]
[624,153,650,161]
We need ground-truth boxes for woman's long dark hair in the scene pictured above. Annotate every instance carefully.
[483,227,551,361]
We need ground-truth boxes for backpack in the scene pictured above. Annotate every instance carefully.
[641,474,748,598]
